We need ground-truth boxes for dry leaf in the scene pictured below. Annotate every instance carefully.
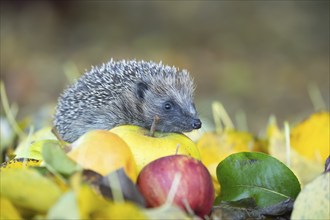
[0,158,41,170]
[197,129,256,194]
[267,117,324,185]
[93,202,148,219]
[1,168,62,213]
[291,172,330,219]
[0,196,22,220]
[290,111,330,164]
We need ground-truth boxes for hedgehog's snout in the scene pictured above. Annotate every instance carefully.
[191,118,202,129]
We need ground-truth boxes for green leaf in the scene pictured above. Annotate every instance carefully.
[14,126,57,159]
[42,141,81,177]
[216,152,301,208]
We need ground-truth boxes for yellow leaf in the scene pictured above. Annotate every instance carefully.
[268,118,323,185]
[145,203,191,219]
[291,111,330,163]
[0,197,22,220]
[0,168,62,213]
[291,172,330,219]
[197,129,255,194]
[0,158,41,170]
[48,175,111,219]
[77,184,109,219]
[93,202,148,219]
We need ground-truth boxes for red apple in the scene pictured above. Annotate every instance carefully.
[137,155,214,218]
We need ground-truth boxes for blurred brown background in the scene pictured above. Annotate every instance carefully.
[1,0,329,133]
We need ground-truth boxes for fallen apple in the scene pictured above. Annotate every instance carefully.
[67,130,137,182]
[137,155,214,218]
[110,125,201,172]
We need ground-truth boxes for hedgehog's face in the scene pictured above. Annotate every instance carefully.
[152,99,202,133]
[135,79,202,133]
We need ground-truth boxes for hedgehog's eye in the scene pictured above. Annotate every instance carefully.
[164,101,173,111]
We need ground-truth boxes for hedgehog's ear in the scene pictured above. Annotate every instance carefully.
[136,82,149,100]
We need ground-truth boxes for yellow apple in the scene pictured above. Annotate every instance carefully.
[67,130,137,182]
[110,125,201,173]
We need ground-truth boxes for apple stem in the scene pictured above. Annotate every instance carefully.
[51,127,71,152]
[149,115,160,137]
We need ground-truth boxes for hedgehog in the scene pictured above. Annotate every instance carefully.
[54,59,202,143]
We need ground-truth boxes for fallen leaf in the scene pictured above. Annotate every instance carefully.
[14,126,57,157]
[216,152,300,208]
[267,117,324,185]
[46,190,79,219]
[212,198,293,220]
[77,184,110,219]
[290,111,330,163]
[15,139,58,160]
[93,202,148,219]
[144,203,191,220]
[325,156,330,173]
[85,168,146,206]
[0,158,41,170]
[1,168,62,213]
[42,140,81,177]
[291,172,330,219]
[0,196,22,220]
[197,129,256,194]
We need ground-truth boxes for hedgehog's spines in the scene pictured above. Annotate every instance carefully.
[54,59,200,143]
